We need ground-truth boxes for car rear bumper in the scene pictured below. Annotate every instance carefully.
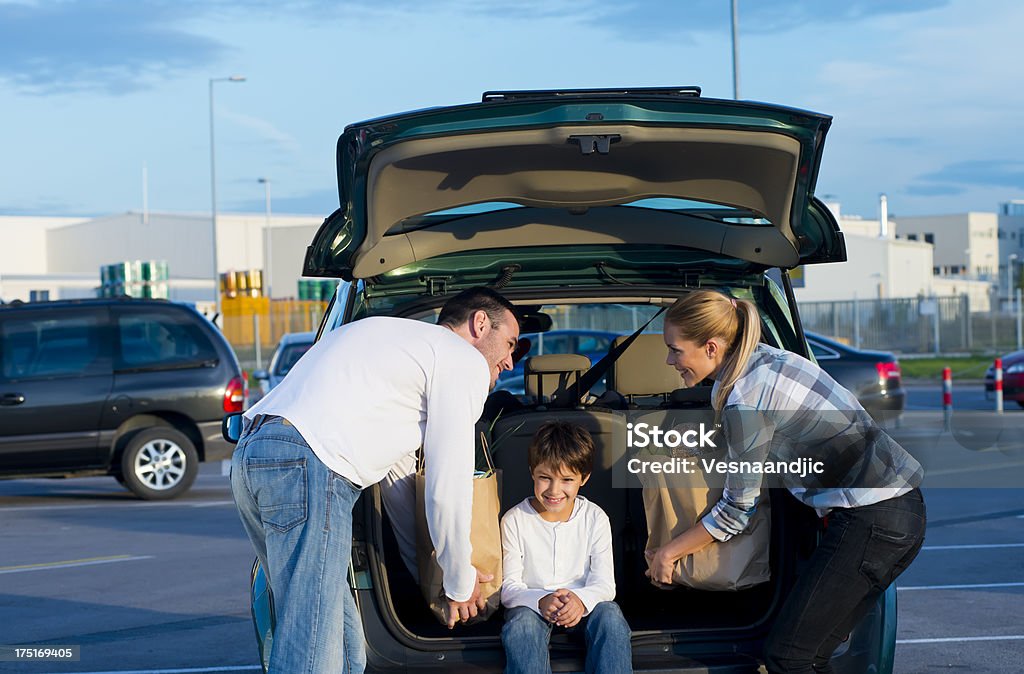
[198,421,235,461]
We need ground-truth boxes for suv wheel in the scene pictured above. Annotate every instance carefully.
[120,428,198,500]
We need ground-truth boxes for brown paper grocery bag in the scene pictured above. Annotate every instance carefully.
[414,435,502,625]
[642,467,771,591]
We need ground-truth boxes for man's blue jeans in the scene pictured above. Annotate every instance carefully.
[502,602,633,674]
[230,415,366,674]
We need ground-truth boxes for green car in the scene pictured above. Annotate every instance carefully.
[244,87,897,673]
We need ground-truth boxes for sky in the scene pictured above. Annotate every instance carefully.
[1,0,1022,222]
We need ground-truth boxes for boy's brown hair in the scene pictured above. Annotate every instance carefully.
[527,420,595,478]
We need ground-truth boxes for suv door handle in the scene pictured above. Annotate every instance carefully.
[1,393,26,406]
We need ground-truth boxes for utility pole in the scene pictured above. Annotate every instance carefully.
[731,0,741,99]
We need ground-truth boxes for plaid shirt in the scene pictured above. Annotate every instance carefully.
[702,344,923,542]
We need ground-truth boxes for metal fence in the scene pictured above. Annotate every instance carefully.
[223,294,1022,371]
[798,295,1024,355]
[224,299,328,370]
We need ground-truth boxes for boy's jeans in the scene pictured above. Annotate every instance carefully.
[230,415,366,674]
[764,488,926,674]
[502,602,633,674]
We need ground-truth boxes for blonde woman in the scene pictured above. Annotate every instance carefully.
[648,290,925,674]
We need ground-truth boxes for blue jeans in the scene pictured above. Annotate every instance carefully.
[230,415,366,674]
[502,602,633,674]
[764,488,926,673]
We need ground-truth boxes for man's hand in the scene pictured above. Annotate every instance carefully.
[644,547,676,587]
[552,589,585,628]
[446,568,495,629]
[538,593,565,622]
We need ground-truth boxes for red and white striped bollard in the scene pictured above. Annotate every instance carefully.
[995,357,1004,414]
[942,366,953,431]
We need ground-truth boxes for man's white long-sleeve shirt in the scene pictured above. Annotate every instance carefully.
[245,316,490,601]
[500,496,616,615]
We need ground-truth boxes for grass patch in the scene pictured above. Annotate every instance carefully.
[898,356,995,380]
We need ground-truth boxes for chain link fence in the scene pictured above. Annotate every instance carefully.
[223,299,328,370]
[222,293,1022,370]
[798,295,1023,355]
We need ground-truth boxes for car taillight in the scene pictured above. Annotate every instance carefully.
[224,375,247,413]
[876,361,901,386]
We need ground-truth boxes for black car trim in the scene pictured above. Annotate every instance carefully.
[113,358,220,374]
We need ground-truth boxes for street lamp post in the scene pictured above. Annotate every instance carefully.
[731,0,740,100]
[258,177,272,298]
[209,75,246,321]
[1011,254,1019,315]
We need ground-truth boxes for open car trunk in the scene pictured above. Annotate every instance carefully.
[357,390,821,670]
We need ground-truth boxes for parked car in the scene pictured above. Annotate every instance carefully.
[0,297,244,499]
[252,331,315,398]
[984,349,1024,407]
[805,331,905,418]
[234,87,905,673]
[501,328,621,380]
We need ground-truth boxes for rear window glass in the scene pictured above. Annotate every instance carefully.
[274,342,314,376]
[116,311,217,370]
[1,312,108,380]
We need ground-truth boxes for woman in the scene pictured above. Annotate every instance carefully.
[646,290,925,674]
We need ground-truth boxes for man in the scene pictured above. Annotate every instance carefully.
[231,287,519,674]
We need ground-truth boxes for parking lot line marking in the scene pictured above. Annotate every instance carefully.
[36,663,262,667]
[0,555,152,574]
[922,543,1024,551]
[0,500,234,512]
[898,581,1024,591]
[897,635,1024,644]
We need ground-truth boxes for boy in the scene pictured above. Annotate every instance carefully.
[500,421,632,674]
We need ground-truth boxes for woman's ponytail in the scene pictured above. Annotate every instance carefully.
[712,299,761,412]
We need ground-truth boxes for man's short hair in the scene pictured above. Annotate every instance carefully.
[437,286,518,330]
[527,421,595,478]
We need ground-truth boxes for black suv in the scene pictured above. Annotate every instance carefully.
[0,298,244,499]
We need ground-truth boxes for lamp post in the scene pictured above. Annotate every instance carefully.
[1011,253,1019,315]
[730,0,740,100]
[258,177,272,298]
[209,75,246,321]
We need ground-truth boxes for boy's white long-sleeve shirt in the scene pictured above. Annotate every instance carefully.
[500,496,616,616]
[245,316,490,602]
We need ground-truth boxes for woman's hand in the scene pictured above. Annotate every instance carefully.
[645,525,716,588]
[644,547,676,586]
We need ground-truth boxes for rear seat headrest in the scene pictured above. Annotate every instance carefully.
[525,353,591,374]
[524,353,591,401]
[607,333,682,397]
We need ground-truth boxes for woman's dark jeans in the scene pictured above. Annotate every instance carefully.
[764,488,926,674]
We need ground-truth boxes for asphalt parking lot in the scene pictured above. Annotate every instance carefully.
[0,386,1021,673]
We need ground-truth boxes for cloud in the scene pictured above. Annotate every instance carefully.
[916,160,1024,190]
[477,0,953,41]
[904,184,965,197]
[220,108,301,155]
[0,1,226,95]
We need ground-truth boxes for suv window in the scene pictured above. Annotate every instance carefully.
[116,310,218,371]
[1,310,109,380]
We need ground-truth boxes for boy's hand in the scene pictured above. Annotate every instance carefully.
[552,589,585,628]
[446,568,495,629]
[538,593,565,622]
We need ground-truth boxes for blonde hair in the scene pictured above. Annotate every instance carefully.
[665,290,761,412]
